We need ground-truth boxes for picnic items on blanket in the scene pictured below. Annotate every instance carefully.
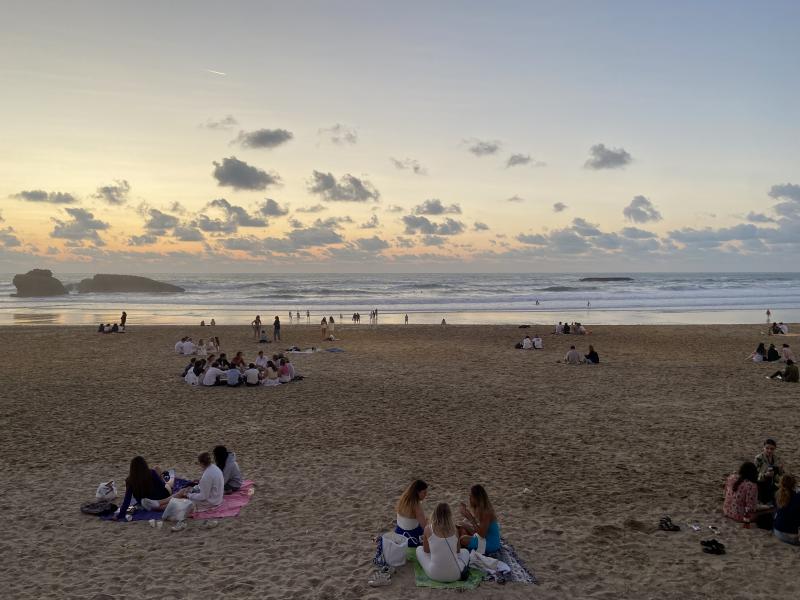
[406,547,484,590]
[81,500,119,517]
[468,551,511,576]
[162,498,194,522]
[95,481,117,501]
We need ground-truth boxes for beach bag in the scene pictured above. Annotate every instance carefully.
[381,532,408,567]
[95,481,117,501]
[81,500,118,516]
[162,497,193,522]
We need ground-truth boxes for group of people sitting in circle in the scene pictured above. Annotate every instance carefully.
[516,334,544,350]
[561,344,600,364]
[175,336,221,356]
[180,349,302,387]
[115,446,242,523]
[746,342,798,382]
[723,439,800,545]
[770,322,791,335]
[553,321,588,335]
[391,480,501,583]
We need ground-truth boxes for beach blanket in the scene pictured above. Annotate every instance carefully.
[405,547,483,589]
[325,348,345,353]
[485,538,537,584]
[103,478,192,522]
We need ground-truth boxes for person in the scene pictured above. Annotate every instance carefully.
[747,342,767,362]
[521,335,533,350]
[321,317,328,340]
[782,344,796,363]
[210,318,216,326]
[116,456,172,520]
[231,351,246,370]
[780,322,790,334]
[273,316,281,341]
[181,358,197,378]
[755,439,784,504]
[182,338,195,355]
[213,445,243,494]
[773,474,800,545]
[196,340,208,358]
[772,322,782,335]
[296,311,300,322]
[328,316,335,336]
[184,362,201,386]
[110,323,119,333]
[405,314,409,325]
[263,360,280,386]
[284,357,297,380]
[175,337,187,353]
[306,310,310,324]
[255,350,268,371]
[416,503,469,583]
[395,479,428,547]
[564,345,582,364]
[585,345,600,364]
[251,315,262,339]
[226,365,242,387]
[120,311,127,329]
[767,343,781,362]
[202,362,225,386]
[441,318,446,327]
[769,359,799,382]
[200,320,205,327]
[563,322,571,335]
[723,462,772,526]
[217,353,230,369]
[244,363,260,386]
[278,358,292,383]
[288,311,293,324]
[532,334,543,349]
[97,323,105,333]
[578,323,587,335]
[257,329,269,344]
[145,452,223,513]
[458,484,501,553]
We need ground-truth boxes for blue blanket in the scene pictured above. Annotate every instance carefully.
[103,478,192,522]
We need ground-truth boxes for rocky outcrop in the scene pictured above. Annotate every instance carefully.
[77,274,185,293]
[12,269,68,297]
[579,277,634,282]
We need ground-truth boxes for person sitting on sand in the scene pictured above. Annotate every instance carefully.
[225,365,242,387]
[117,456,172,520]
[196,340,208,358]
[244,363,260,386]
[395,479,428,547]
[585,345,600,364]
[217,353,230,369]
[145,452,223,513]
[321,317,328,340]
[533,334,543,349]
[255,350,268,371]
[230,351,246,370]
[185,360,204,386]
[774,473,800,545]
[723,462,773,526]
[182,338,195,355]
[440,318,446,327]
[747,342,767,362]
[175,337,187,353]
[259,329,269,343]
[202,362,225,386]
[564,345,582,364]
[553,322,563,334]
[181,358,196,378]
[263,361,280,386]
[97,323,104,333]
[284,357,296,380]
[278,358,292,383]
[578,323,587,335]
[417,503,469,583]
[458,484,501,554]
[563,322,571,335]
[779,322,790,334]
[521,335,533,350]
[755,438,784,505]
[213,445,243,494]
[769,359,799,383]
[783,344,796,363]
[767,343,781,362]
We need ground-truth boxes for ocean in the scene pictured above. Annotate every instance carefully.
[1,272,799,326]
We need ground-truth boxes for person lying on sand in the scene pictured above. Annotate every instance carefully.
[458,484,501,554]
[116,456,173,520]
[417,503,469,583]
[768,359,799,383]
[144,452,223,513]
[395,480,428,547]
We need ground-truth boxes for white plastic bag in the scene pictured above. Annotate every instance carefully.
[161,498,194,522]
[381,532,408,567]
[95,481,117,501]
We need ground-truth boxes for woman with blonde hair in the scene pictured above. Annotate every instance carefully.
[321,317,328,340]
[416,503,469,583]
[774,473,800,545]
[394,479,428,547]
[458,484,501,553]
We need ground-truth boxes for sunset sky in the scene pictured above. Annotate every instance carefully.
[1,0,799,272]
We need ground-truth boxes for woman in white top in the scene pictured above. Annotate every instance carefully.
[394,479,428,547]
[262,361,281,386]
[196,339,208,357]
[320,317,328,340]
[416,503,469,583]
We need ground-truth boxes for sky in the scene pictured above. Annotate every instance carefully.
[1,0,799,273]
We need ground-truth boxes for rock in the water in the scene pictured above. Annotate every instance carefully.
[12,269,68,297]
[77,274,184,293]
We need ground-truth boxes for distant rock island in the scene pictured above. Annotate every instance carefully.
[12,270,184,296]
[579,277,634,282]
[12,269,68,297]
[76,274,185,293]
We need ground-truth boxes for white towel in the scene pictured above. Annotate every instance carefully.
[468,550,510,574]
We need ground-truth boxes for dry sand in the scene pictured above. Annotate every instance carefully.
[1,322,799,599]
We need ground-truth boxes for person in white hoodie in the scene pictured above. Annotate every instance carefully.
[143,452,223,513]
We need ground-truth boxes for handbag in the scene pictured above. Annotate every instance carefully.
[445,536,470,581]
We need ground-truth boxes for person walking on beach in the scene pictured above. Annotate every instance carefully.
[289,311,293,324]
[251,315,261,339]
[405,314,409,325]
[296,310,300,322]
[120,311,127,330]
[306,310,310,324]
[767,309,772,335]
[273,316,281,341]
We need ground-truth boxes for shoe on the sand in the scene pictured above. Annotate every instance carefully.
[368,570,392,587]
[203,520,219,529]
[171,520,188,532]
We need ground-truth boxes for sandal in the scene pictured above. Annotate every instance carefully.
[659,516,681,532]
[701,539,725,555]
[368,570,392,587]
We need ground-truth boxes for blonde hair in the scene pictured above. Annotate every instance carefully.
[396,479,428,518]
[777,473,796,509]
[469,484,494,518]
[430,503,456,538]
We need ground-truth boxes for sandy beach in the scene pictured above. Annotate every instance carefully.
[2,322,799,599]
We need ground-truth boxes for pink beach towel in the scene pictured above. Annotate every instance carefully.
[191,480,255,519]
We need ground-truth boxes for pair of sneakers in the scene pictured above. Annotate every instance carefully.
[368,565,395,587]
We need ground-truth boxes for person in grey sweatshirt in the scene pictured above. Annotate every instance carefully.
[213,445,243,493]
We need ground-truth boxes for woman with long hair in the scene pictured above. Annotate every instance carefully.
[116,456,172,520]
[773,474,800,545]
[394,479,428,547]
[747,342,767,362]
[212,445,243,494]
[723,462,772,526]
[416,503,469,582]
[458,484,501,553]
[321,317,328,340]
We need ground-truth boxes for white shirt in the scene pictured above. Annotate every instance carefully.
[188,464,224,508]
[202,367,224,386]
[533,337,543,349]
[255,355,268,369]
[244,368,260,384]
[184,370,199,386]
[196,345,207,357]
[182,341,195,355]
[522,338,533,349]
[565,349,582,364]
[780,324,789,334]
[175,341,185,353]
[783,348,796,362]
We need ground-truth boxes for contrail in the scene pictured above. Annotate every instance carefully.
[205,69,226,76]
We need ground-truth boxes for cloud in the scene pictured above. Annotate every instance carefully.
[516,233,548,245]
[553,202,567,213]
[385,205,404,213]
[360,214,380,229]
[280,226,344,250]
[571,217,602,237]
[168,201,187,214]
[466,139,501,157]
[621,226,657,239]
[668,224,760,247]
[308,170,380,202]
[296,204,326,214]
[584,143,632,169]
[623,195,662,223]
[473,221,489,231]
[313,216,353,229]
[212,156,280,190]
[768,183,800,202]
[93,180,131,205]
[50,207,109,244]
[414,199,461,215]
[234,128,293,149]
[201,115,238,130]
[143,209,180,233]
[0,227,21,247]
[318,123,358,145]
[206,198,267,227]
[258,198,289,217]
[390,157,427,175]
[193,215,238,233]
[128,234,158,246]
[11,190,77,204]
[421,235,447,246]
[173,226,205,242]
[507,195,525,203]
[506,153,546,168]
[745,212,776,223]
[402,215,464,236]
[355,236,390,252]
